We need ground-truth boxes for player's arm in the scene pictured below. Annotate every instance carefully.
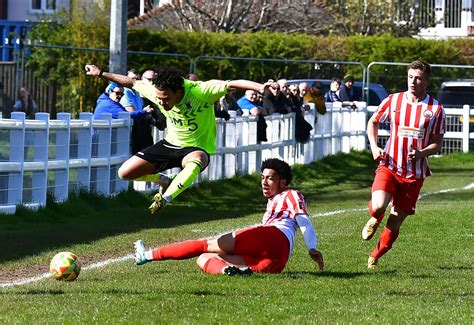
[295,214,324,271]
[85,64,135,89]
[367,113,385,161]
[226,79,276,94]
[408,133,443,161]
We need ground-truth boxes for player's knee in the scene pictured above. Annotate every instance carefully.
[117,167,131,180]
[196,253,212,270]
[370,201,386,215]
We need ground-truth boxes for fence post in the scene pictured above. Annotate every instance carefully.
[54,113,71,202]
[462,105,470,153]
[9,112,26,209]
[31,113,49,209]
[115,112,131,192]
[94,113,113,194]
[78,112,93,191]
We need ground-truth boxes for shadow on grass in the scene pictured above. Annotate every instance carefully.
[285,270,367,279]
[5,150,469,265]
[0,289,65,295]
[0,151,379,264]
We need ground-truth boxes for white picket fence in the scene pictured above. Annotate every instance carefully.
[1,102,472,214]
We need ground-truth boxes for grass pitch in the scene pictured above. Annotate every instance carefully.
[0,151,473,323]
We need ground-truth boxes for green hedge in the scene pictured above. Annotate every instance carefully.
[29,28,474,115]
[127,30,474,95]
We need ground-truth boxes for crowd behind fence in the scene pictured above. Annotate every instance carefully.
[0,102,472,214]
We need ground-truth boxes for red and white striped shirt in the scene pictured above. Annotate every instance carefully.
[373,92,446,179]
[262,189,310,253]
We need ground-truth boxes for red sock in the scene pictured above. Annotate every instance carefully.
[202,258,229,274]
[370,227,400,259]
[151,240,207,260]
[368,200,385,222]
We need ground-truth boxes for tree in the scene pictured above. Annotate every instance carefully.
[27,0,111,116]
[128,0,336,35]
[130,0,436,36]
[322,0,436,36]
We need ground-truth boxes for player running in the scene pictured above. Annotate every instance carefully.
[362,60,446,269]
[85,64,272,214]
[134,158,324,275]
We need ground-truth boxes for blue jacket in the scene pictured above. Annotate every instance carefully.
[236,97,258,111]
[93,94,148,119]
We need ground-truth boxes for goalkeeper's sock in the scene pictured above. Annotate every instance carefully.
[151,239,208,260]
[370,227,400,259]
[162,159,202,202]
[202,258,230,274]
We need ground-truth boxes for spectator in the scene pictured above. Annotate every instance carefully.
[93,83,152,119]
[236,90,263,116]
[287,84,306,112]
[298,82,308,101]
[187,73,199,81]
[214,93,236,120]
[121,69,156,155]
[13,87,37,119]
[338,75,357,102]
[141,69,167,131]
[288,84,313,143]
[121,69,144,113]
[303,81,326,115]
[324,77,341,103]
[0,82,13,119]
[262,81,292,115]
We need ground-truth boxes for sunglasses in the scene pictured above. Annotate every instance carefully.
[112,91,124,96]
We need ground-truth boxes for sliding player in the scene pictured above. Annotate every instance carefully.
[134,158,324,275]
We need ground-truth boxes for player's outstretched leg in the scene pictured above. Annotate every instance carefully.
[135,239,209,265]
[134,240,149,265]
[149,159,202,214]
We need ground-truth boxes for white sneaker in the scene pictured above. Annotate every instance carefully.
[362,217,381,241]
[368,256,379,269]
[134,240,148,265]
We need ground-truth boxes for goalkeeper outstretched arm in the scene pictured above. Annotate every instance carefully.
[295,214,324,271]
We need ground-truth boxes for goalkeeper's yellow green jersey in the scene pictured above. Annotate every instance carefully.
[133,79,228,153]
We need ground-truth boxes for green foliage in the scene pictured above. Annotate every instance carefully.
[0,151,473,322]
[26,22,474,114]
[27,0,111,117]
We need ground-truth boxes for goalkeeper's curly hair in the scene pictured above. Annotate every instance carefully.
[260,158,292,186]
[153,66,186,92]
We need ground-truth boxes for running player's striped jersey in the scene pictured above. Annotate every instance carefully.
[262,189,310,253]
[373,92,445,179]
[133,79,228,154]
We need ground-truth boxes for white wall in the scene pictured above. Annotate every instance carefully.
[7,0,70,21]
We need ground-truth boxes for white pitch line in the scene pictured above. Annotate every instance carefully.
[1,182,473,289]
[0,254,134,289]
